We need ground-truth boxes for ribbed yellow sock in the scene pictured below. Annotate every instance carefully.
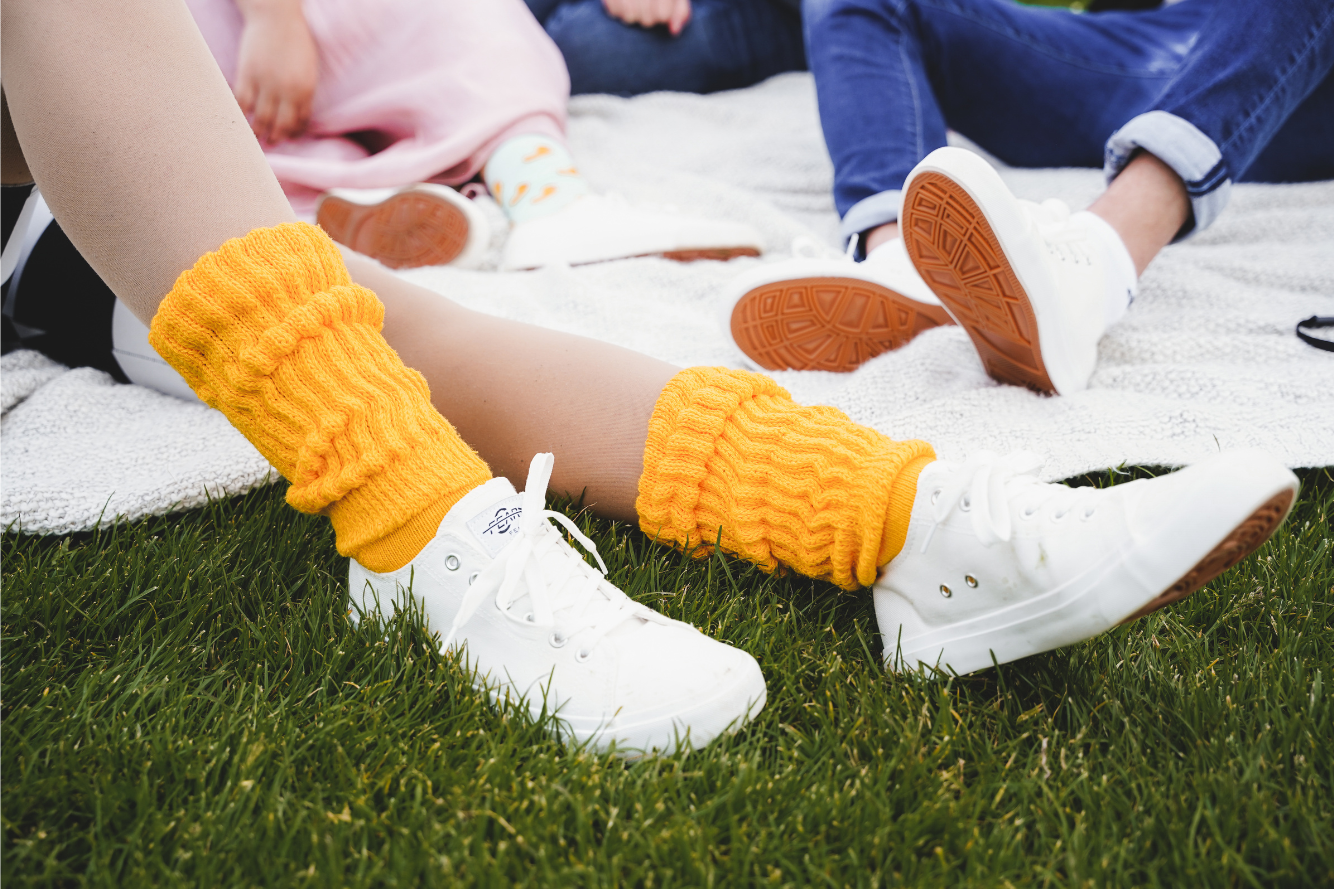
[636,367,935,590]
[148,222,491,572]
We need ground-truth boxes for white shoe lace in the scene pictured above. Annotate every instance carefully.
[788,234,848,261]
[441,453,653,657]
[921,451,1097,552]
[1021,198,1094,266]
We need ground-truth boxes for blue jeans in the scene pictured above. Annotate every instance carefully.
[804,0,1334,243]
[525,0,806,96]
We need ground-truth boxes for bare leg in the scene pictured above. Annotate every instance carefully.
[344,252,675,521]
[1,0,294,324]
[1,93,33,185]
[1088,151,1190,277]
[3,0,674,521]
[863,221,900,255]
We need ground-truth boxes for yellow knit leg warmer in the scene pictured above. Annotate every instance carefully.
[636,367,935,590]
[148,222,491,572]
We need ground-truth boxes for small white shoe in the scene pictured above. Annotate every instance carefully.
[316,183,488,270]
[721,236,955,372]
[349,453,767,755]
[875,449,1298,676]
[901,147,1137,396]
[500,194,762,270]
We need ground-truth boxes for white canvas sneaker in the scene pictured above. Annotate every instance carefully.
[316,183,488,269]
[875,449,1299,676]
[349,453,767,755]
[721,237,955,372]
[901,147,1136,396]
[500,194,762,270]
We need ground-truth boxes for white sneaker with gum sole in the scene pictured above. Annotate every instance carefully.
[349,453,767,755]
[501,194,762,271]
[316,183,488,270]
[875,449,1298,675]
[901,147,1136,396]
[722,238,955,372]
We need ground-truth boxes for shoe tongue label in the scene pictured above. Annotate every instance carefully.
[467,494,524,557]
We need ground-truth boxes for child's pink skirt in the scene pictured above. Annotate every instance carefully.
[187,0,570,214]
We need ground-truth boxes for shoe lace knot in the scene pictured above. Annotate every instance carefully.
[441,453,650,654]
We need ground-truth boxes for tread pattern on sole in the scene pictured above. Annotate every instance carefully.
[317,192,470,269]
[902,172,1055,394]
[730,276,954,372]
[1121,489,1296,624]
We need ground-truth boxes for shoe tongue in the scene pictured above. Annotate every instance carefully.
[445,477,525,557]
[452,478,642,632]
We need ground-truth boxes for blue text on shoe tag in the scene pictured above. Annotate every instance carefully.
[467,494,524,557]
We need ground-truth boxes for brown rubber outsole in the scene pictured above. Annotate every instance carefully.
[902,171,1056,394]
[729,276,955,372]
[1121,488,1296,624]
[660,247,761,263]
[509,246,761,271]
[317,190,470,269]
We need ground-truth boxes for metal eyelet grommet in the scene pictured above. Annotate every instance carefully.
[576,649,592,662]
[549,631,567,648]
[1052,509,1069,522]
[930,489,943,506]
[965,575,978,588]
[1082,508,1096,520]
[940,584,952,598]
[444,554,460,571]
[525,612,535,624]
[468,572,479,586]
[959,497,971,512]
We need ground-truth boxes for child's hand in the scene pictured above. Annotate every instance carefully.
[602,0,692,36]
[233,0,319,145]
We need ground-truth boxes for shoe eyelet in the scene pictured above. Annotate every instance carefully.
[1082,508,1096,520]
[939,584,952,598]
[959,496,971,512]
[468,572,479,585]
[495,597,510,612]
[965,575,978,588]
[444,554,460,571]
[930,488,943,506]
[576,648,593,662]
[1022,506,1037,518]
[1052,509,1068,522]
[525,612,535,624]
[549,631,567,648]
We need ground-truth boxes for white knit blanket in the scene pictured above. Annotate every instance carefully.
[4,73,1333,536]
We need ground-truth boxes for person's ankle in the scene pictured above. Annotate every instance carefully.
[483,135,592,225]
[879,454,935,565]
[1088,150,1189,276]
[863,222,900,257]
[1073,210,1138,329]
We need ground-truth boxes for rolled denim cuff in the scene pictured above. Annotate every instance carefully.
[1104,110,1231,241]
[839,189,903,247]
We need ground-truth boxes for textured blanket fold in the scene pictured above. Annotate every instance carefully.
[4,74,1332,536]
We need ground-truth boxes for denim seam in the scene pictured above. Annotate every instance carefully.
[1214,8,1334,159]
[899,41,926,162]
[1185,159,1228,196]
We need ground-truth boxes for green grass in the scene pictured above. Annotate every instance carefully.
[4,468,1332,887]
